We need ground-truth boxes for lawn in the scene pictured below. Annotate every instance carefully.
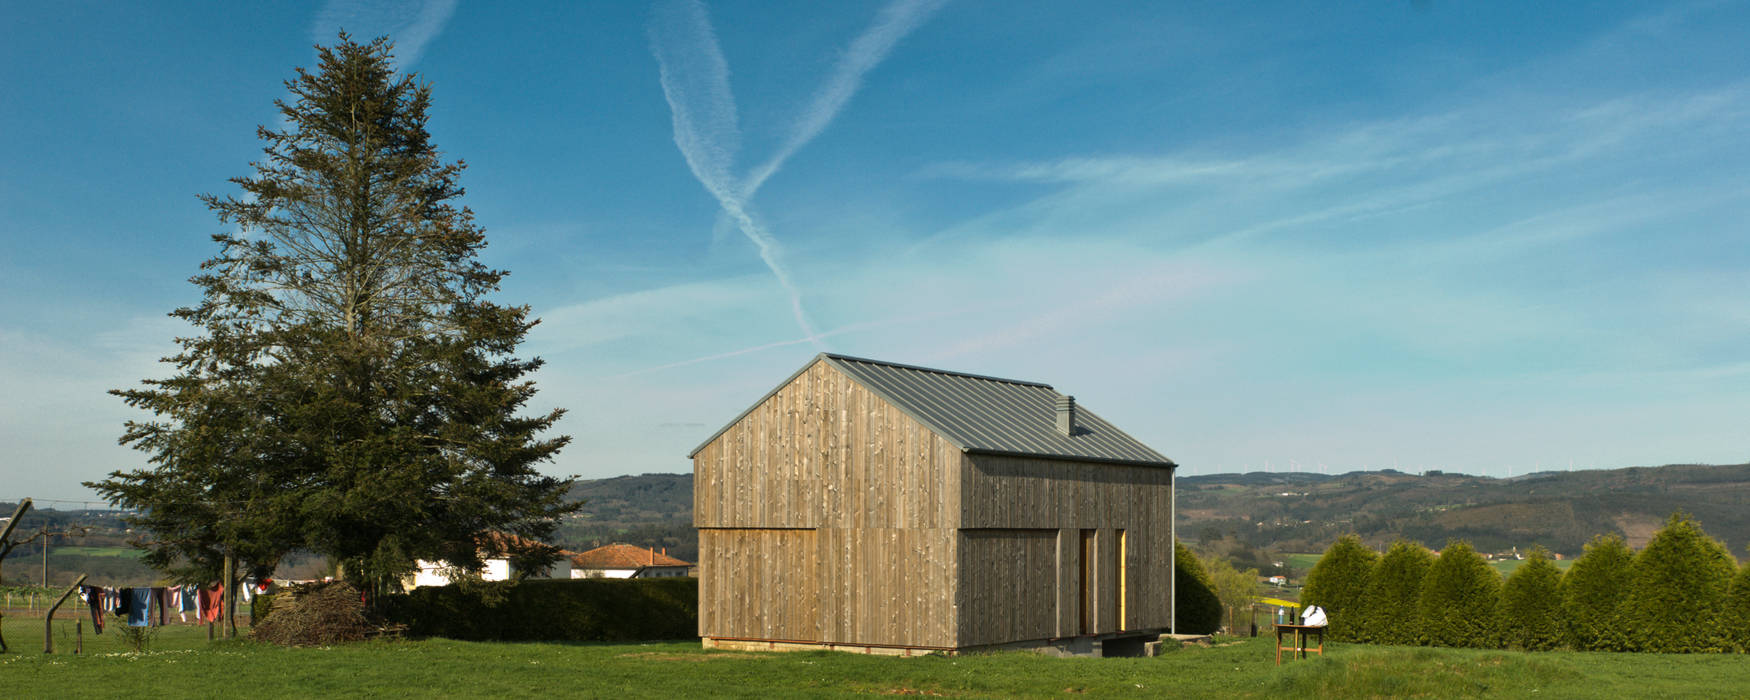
[3,617,1747,698]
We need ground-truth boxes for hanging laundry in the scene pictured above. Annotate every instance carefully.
[83,585,105,634]
[180,584,197,622]
[199,584,224,623]
[128,587,152,627]
[154,587,169,626]
[115,587,132,619]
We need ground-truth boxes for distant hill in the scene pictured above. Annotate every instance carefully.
[556,463,1750,566]
[558,473,695,563]
[1179,463,1750,557]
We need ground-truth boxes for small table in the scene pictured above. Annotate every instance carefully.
[1273,623,1325,664]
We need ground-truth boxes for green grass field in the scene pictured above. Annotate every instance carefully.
[3,618,1747,698]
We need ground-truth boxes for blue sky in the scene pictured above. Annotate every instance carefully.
[3,1,1748,503]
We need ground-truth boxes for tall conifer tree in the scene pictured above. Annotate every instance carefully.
[91,35,575,593]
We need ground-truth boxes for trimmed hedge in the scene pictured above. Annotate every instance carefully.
[1621,512,1735,653]
[1360,540,1434,646]
[1560,534,1633,651]
[1174,542,1222,635]
[384,578,697,642]
[1417,541,1501,648]
[1499,547,1563,651]
[1727,556,1750,653]
[1301,534,1378,642]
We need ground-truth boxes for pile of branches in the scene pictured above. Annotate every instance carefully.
[251,581,402,646]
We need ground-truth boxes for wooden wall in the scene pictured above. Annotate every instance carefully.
[696,527,957,647]
[693,360,963,530]
[694,360,963,647]
[955,529,1058,647]
[957,456,1174,637]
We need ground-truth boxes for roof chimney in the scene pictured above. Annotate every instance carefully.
[1056,395,1076,436]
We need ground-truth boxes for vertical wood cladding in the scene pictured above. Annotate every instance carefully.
[693,358,1174,650]
[694,361,961,648]
[958,455,1174,635]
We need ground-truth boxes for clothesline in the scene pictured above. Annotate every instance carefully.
[75,578,272,635]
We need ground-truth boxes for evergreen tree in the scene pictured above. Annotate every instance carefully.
[1559,533,1633,651]
[1417,541,1501,648]
[1621,512,1735,652]
[1300,534,1378,641]
[1360,540,1434,645]
[1175,542,1222,634]
[90,35,575,595]
[1498,547,1563,651]
[1726,551,1750,653]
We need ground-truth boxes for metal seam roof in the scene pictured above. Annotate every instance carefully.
[686,353,1175,468]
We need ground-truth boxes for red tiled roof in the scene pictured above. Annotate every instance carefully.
[570,543,691,569]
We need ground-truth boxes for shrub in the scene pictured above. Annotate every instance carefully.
[1417,541,1500,648]
[1360,541,1434,645]
[1726,553,1750,653]
[1174,542,1222,635]
[1621,512,1735,653]
[1560,534,1633,651]
[1301,534,1378,641]
[1498,547,1563,651]
[385,577,697,642]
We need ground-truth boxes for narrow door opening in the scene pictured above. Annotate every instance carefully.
[1079,529,1095,635]
[1117,529,1128,631]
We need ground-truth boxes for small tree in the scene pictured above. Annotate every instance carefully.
[1300,534,1378,641]
[1621,512,1735,653]
[1417,541,1501,648]
[1174,542,1222,635]
[1559,534,1633,651]
[1360,540,1434,645]
[1725,551,1750,653]
[1205,556,1261,633]
[1498,547,1563,651]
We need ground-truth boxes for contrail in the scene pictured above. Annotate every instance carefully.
[651,0,821,342]
[650,0,945,346]
[312,0,459,67]
[740,0,948,200]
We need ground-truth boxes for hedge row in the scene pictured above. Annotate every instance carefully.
[1304,512,1750,653]
[382,577,697,642]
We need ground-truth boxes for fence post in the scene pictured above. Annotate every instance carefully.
[43,574,87,654]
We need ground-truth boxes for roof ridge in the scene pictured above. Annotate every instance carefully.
[819,353,1053,389]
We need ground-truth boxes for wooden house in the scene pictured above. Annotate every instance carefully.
[689,354,1177,656]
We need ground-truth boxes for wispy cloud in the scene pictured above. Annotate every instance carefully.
[739,0,948,199]
[649,0,945,349]
[312,0,459,68]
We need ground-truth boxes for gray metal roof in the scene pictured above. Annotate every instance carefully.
[688,353,1175,468]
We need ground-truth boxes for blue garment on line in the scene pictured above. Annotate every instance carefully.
[128,587,152,627]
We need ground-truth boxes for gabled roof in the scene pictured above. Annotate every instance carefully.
[688,353,1175,468]
[571,543,692,569]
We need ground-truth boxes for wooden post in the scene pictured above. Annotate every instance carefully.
[223,553,237,639]
[75,620,82,654]
[43,573,87,654]
[1,610,7,653]
[208,622,214,640]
